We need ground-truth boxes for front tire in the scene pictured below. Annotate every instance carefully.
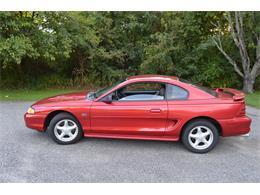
[48,113,83,145]
[181,119,219,153]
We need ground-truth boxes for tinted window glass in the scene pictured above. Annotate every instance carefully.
[110,82,166,101]
[125,82,162,92]
[180,79,217,97]
[166,84,188,100]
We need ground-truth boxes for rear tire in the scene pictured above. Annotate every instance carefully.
[48,113,83,145]
[181,119,219,153]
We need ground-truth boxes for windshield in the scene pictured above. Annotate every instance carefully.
[88,80,124,100]
[180,79,217,97]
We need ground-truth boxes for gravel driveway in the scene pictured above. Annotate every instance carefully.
[0,101,259,182]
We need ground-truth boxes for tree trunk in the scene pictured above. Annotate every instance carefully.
[242,77,254,93]
[79,60,85,86]
[212,12,260,94]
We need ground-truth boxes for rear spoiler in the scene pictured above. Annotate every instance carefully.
[215,88,245,101]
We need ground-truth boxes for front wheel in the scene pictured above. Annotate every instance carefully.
[181,119,219,153]
[48,113,83,145]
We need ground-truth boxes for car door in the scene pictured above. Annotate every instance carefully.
[90,82,168,136]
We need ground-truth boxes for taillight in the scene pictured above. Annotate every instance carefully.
[237,102,246,117]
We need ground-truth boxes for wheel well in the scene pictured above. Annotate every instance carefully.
[44,110,77,131]
[181,116,222,137]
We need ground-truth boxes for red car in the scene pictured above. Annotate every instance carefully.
[24,75,251,153]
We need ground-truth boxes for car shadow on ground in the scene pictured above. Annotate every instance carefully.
[28,129,186,150]
[28,130,234,155]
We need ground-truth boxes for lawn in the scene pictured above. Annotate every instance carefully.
[0,89,83,101]
[245,91,260,109]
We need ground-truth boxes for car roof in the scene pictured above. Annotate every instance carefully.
[126,74,179,81]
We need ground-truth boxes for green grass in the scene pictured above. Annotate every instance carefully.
[0,89,83,101]
[245,91,260,109]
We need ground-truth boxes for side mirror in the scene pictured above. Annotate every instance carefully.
[102,94,112,104]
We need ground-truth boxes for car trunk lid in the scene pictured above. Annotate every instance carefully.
[215,88,246,116]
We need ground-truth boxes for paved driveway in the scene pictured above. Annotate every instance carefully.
[0,101,259,182]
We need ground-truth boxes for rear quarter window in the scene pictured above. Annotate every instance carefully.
[166,84,188,100]
[180,79,217,97]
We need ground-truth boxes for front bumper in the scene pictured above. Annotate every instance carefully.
[219,116,252,137]
[24,113,45,131]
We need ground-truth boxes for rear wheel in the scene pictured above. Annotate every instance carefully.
[181,119,219,153]
[48,113,83,145]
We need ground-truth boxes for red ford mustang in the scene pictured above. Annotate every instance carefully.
[24,75,251,153]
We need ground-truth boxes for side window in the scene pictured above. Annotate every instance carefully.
[113,82,166,101]
[166,84,188,100]
[124,82,162,92]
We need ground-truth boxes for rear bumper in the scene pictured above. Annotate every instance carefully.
[219,116,251,137]
[24,113,45,132]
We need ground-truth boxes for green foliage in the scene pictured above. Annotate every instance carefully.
[0,11,258,90]
[0,35,35,67]
[0,12,72,66]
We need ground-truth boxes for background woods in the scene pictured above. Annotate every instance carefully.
[0,11,259,92]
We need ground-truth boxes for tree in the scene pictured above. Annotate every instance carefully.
[141,12,233,88]
[1,11,258,90]
[212,12,260,93]
[64,12,101,85]
[0,12,72,87]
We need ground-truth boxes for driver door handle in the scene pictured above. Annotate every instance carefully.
[149,108,161,113]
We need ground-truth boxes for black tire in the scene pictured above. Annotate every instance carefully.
[181,119,219,153]
[48,113,83,145]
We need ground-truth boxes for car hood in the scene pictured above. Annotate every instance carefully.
[33,91,88,106]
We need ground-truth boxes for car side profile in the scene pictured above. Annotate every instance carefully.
[24,75,251,153]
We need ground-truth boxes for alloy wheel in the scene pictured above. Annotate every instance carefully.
[188,125,214,150]
[54,119,79,142]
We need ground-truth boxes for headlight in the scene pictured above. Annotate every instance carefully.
[27,107,35,114]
